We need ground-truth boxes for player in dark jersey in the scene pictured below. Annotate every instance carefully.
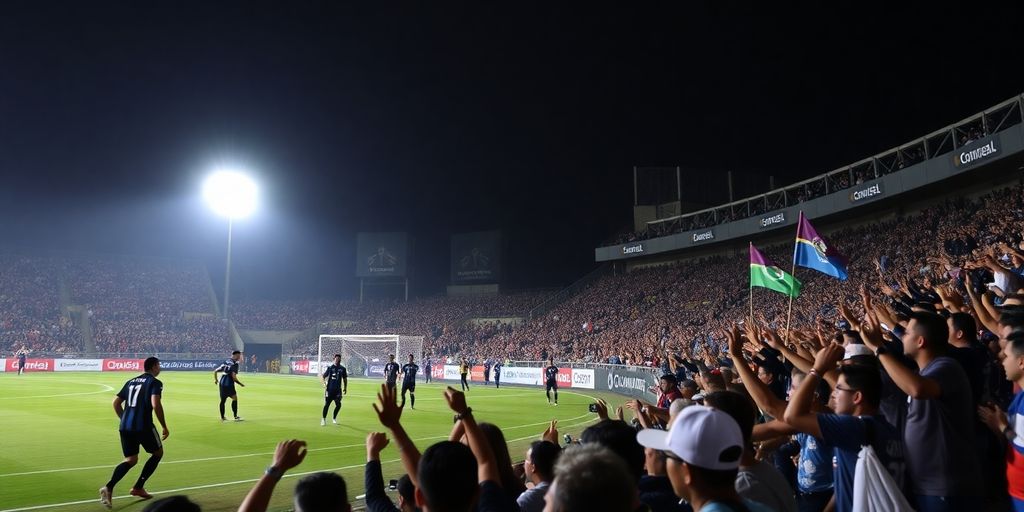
[383,354,400,392]
[214,350,246,422]
[483,358,491,383]
[493,359,503,388]
[16,347,28,375]
[459,357,470,392]
[424,356,432,383]
[545,358,559,405]
[400,353,419,409]
[320,354,348,426]
[99,357,169,509]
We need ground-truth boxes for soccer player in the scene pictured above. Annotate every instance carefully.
[545,358,559,405]
[214,350,246,422]
[493,359,503,388]
[483,358,491,384]
[459,357,470,391]
[320,354,348,426]
[424,355,432,384]
[15,346,28,375]
[383,354,400,392]
[400,353,419,409]
[99,357,169,509]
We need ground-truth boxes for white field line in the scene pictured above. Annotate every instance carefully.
[0,393,597,478]
[0,383,114,400]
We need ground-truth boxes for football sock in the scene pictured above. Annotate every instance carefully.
[106,461,134,490]
[133,454,162,489]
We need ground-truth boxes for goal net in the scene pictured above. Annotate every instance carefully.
[318,334,424,378]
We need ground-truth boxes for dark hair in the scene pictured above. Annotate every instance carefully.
[703,391,755,448]
[842,330,863,345]
[397,474,415,505]
[908,311,949,351]
[232,350,241,355]
[528,440,561,480]
[686,463,740,491]
[949,313,978,344]
[1007,331,1024,358]
[144,357,160,372]
[142,496,201,512]
[549,444,635,512]
[660,373,678,385]
[580,419,645,481]
[334,354,341,359]
[418,441,478,512]
[479,423,527,496]
[294,472,348,512]
[838,364,883,408]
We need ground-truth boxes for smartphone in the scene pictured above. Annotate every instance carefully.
[588,403,599,413]
[388,479,398,491]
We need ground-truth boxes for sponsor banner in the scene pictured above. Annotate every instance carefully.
[622,243,644,256]
[500,366,542,385]
[556,368,572,387]
[571,368,595,389]
[0,359,5,372]
[849,181,884,203]
[691,229,715,244]
[103,359,145,372]
[356,232,409,277]
[309,361,323,375]
[291,360,310,374]
[6,358,54,372]
[451,231,502,283]
[596,367,659,402]
[759,212,786,229]
[953,136,1000,169]
[55,359,104,372]
[431,365,445,380]
[443,365,462,380]
[160,360,224,371]
[368,365,385,377]
[470,365,485,382]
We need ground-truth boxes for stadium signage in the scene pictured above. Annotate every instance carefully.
[954,137,999,168]
[691,230,715,243]
[759,212,786,229]
[622,243,644,255]
[160,359,223,371]
[291,360,310,374]
[6,358,54,372]
[104,359,143,371]
[0,359,5,372]
[571,369,595,389]
[501,366,542,385]
[849,182,884,203]
[55,359,104,372]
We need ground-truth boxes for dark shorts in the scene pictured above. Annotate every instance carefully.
[219,384,237,399]
[546,380,558,391]
[120,427,162,457]
[325,390,342,402]
[385,380,397,390]
[402,381,416,393]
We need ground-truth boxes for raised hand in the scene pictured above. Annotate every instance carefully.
[812,342,845,374]
[444,386,469,415]
[860,310,885,350]
[366,432,390,460]
[372,383,404,429]
[542,419,559,445]
[272,439,308,472]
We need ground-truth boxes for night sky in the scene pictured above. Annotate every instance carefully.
[1,4,1022,299]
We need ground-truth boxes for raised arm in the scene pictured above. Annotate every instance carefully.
[238,440,307,512]
[783,343,844,438]
[445,386,500,486]
[861,312,941,400]
[372,383,422,486]
[728,325,788,420]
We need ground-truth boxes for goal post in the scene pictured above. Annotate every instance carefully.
[317,334,424,378]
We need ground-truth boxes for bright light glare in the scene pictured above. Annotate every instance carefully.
[203,170,258,219]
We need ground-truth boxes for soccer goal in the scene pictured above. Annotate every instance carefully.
[318,334,424,378]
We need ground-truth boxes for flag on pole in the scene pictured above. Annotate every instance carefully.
[750,243,801,297]
[794,212,849,280]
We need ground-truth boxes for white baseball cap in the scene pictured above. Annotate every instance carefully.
[636,405,743,471]
[843,344,873,360]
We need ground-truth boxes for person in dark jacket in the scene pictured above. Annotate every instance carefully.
[364,432,419,512]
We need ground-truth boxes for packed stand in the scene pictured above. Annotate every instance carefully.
[0,254,81,354]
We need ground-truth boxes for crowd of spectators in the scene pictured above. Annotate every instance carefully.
[0,254,80,354]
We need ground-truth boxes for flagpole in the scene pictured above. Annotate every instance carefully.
[784,212,802,345]
[749,243,754,323]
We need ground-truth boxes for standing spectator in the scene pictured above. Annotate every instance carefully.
[978,330,1024,511]
[637,405,771,512]
[363,432,416,512]
[542,444,638,512]
[518,441,559,512]
[863,311,984,510]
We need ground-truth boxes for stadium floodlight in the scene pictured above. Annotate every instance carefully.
[203,170,258,219]
[203,169,258,321]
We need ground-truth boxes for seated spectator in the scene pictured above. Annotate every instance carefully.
[542,443,638,512]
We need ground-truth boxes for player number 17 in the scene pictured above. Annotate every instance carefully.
[127,384,143,407]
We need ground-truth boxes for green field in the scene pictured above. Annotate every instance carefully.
[0,372,624,512]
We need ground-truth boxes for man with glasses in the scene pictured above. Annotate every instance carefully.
[783,343,905,512]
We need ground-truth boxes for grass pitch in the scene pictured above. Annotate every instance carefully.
[0,372,623,511]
